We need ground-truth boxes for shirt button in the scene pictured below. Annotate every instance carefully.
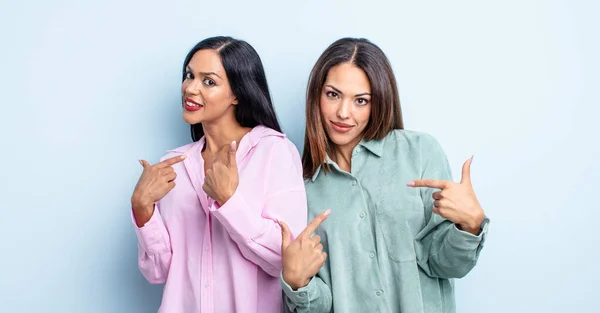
[300,292,307,297]
[369,252,375,258]
[359,212,366,218]
[375,290,383,296]
[352,180,357,186]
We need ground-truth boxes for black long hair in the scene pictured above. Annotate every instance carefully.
[181,36,282,141]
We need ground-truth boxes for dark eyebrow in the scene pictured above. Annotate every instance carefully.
[186,66,222,79]
[325,85,343,95]
[325,84,371,97]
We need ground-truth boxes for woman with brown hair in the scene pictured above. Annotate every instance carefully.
[278,38,490,313]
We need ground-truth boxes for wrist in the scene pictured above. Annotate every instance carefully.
[131,194,152,211]
[217,191,234,206]
[459,215,484,235]
[131,197,155,227]
[282,271,309,291]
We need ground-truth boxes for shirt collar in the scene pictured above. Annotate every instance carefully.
[310,136,387,181]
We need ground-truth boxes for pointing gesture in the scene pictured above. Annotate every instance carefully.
[280,209,331,290]
[131,154,187,227]
[407,157,484,235]
[203,141,239,206]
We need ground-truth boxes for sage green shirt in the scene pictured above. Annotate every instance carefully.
[281,130,489,313]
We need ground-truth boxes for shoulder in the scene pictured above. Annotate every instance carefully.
[255,135,300,157]
[384,129,446,155]
[387,129,441,147]
[380,129,449,171]
[251,129,302,163]
[248,128,305,187]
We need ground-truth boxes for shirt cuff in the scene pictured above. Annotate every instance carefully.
[211,190,268,242]
[280,272,315,305]
[132,206,170,255]
[446,217,490,251]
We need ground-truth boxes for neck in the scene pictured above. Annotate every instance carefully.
[329,137,361,172]
[202,115,250,154]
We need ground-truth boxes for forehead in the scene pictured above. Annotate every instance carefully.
[324,63,371,92]
[187,49,225,74]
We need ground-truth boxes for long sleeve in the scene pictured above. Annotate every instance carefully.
[414,134,489,279]
[281,274,333,313]
[132,203,173,284]
[211,139,307,277]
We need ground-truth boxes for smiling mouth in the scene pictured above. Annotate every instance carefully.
[330,121,354,132]
[184,98,203,111]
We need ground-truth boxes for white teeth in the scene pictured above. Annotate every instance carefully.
[186,101,201,107]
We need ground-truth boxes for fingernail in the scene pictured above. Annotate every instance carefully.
[406,181,415,186]
[231,141,237,149]
[323,209,331,216]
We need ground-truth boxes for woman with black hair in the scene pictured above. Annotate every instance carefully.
[130,36,307,313]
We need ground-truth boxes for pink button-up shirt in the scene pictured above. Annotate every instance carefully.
[133,126,307,313]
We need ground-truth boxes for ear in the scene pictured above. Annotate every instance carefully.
[232,95,239,105]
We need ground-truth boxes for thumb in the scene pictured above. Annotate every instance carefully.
[460,156,473,185]
[139,159,151,169]
[279,220,292,250]
[228,141,238,169]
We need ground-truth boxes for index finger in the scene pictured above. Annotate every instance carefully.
[299,209,331,238]
[157,154,187,168]
[407,179,452,189]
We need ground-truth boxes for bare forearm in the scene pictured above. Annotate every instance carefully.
[131,197,155,227]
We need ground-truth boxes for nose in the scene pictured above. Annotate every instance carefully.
[336,100,351,120]
[184,78,201,96]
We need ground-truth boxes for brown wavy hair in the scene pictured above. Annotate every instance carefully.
[302,38,404,179]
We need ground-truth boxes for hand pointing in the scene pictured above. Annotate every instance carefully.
[131,154,186,227]
[203,141,239,206]
[280,209,331,290]
[407,156,484,235]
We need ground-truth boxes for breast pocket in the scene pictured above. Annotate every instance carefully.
[376,194,424,263]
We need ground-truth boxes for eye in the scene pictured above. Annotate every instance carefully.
[203,78,216,86]
[356,98,369,106]
[326,91,339,99]
[184,72,193,80]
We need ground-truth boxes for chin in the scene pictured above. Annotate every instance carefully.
[326,132,354,147]
[182,111,204,125]
[326,126,365,148]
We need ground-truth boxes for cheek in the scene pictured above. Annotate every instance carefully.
[204,87,232,108]
[319,97,334,117]
[358,105,372,124]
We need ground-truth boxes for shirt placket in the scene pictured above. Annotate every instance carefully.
[351,149,387,309]
[200,212,214,312]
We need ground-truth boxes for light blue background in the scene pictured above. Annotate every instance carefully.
[1,0,598,312]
